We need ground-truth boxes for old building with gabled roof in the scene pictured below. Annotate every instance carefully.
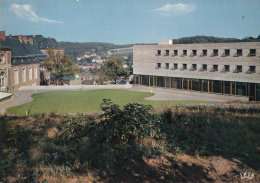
[0,31,64,92]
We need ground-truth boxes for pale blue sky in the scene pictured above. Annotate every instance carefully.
[0,0,259,44]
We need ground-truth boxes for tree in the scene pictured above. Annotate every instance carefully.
[40,49,79,84]
[101,57,128,83]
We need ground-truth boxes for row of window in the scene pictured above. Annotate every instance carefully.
[14,66,38,85]
[156,49,256,57]
[155,63,256,73]
[135,75,259,100]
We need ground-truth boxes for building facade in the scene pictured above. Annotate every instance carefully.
[0,44,11,92]
[133,41,260,101]
[0,31,64,91]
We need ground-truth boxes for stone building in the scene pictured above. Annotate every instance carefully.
[0,31,64,91]
[0,44,11,92]
[133,40,260,101]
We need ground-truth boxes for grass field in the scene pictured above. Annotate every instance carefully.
[7,89,210,116]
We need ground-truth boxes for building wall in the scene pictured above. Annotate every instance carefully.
[8,63,40,91]
[0,50,11,91]
[133,42,260,101]
[133,42,260,83]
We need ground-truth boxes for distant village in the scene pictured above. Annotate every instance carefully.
[0,31,133,92]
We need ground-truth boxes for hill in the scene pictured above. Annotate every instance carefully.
[58,36,260,63]
[58,42,133,62]
[172,35,260,44]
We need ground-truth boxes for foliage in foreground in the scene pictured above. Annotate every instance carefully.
[0,101,259,182]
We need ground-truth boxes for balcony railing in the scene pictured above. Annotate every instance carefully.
[199,67,205,71]
[211,52,218,57]
[245,68,252,74]
[233,68,242,73]
[221,67,229,73]
[210,67,218,72]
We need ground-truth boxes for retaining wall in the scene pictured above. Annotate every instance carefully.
[19,85,133,90]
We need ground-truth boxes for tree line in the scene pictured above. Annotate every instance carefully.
[172,35,260,44]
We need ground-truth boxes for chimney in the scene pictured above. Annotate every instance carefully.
[9,34,12,38]
[18,35,22,43]
[28,37,33,45]
[48,36,51,38]
[22,36,27,44]
[0,31,5,41]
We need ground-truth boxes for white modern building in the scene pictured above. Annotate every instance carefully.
[133,40,260,101]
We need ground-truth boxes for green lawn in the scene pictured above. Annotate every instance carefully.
[7,89,210,116]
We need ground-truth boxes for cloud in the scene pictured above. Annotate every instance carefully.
[10,4,62,23]
[153,3,196,16]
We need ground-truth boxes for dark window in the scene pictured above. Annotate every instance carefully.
[183,64,187,70]
[213,49,218,56]
[224,65,230,72]
[203,64,207,71]
[165,50,169,56]
[213,65,218,71]
[203,50,207,56]
[174,63,178,69]
[237,65,242,72]
[141,75,148,86]
[250,66,256,73]
[237,49,242,56]
[192,50,197,56]
[225,49,230,56]
[174,50,178,56]
[250,49,256,56]
[157,50,161,56]
[183,50,187,56]
[165,63,169,69]
[156,63,161,69]
[236,82,247,96]
[192,64,197,70]
[191,79,201,91]
[213,80,222,93]
[157,76,164,87]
